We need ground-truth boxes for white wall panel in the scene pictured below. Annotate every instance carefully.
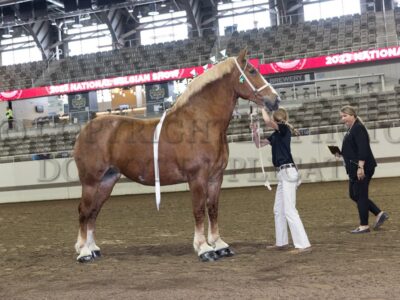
[0,127,399,204]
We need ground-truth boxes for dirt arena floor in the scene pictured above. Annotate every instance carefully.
[1,177,399,300]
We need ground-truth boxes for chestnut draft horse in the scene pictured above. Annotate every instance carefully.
[73,49,280,263]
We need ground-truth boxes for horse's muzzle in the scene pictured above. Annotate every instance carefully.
[264,96,281,111]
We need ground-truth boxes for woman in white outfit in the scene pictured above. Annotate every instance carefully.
[251,107,311,254]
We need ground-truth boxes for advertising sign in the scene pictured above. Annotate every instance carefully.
[1,46,400,101]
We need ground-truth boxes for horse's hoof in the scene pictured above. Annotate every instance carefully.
[199,251,219,262]
[91,250,101,259]
[215,247,235,258]
[77,255,93,263]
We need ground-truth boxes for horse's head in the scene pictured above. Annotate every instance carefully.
[233,49,280,111]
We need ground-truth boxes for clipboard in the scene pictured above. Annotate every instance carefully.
[328,145,342,155]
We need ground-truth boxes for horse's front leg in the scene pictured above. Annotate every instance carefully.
[76,171,120,263]
[75,184,100,263]
[189,176,219,262]
[206,175,235,259]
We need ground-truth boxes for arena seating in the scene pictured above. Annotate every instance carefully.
[0,125,79,163]
[1,9,400,161]
[395,7,400,39]
[0,87,398,163]
[221,11,379,62]
[226,89,400,143]
[0,10,389,92]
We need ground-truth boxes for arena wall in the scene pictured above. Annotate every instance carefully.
[0,126,399,204]
[314,61,400,89]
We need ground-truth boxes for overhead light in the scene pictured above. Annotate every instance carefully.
[169,6,174,13]
[51,20,57,26]
[72,16,83,28]
[80,14,90,21]
[64,18,75,24]
[148,3,159,16]
[137,11,142,18]
[128,7,133,13]
[2,28,12,39]
[72,23,83,28]
[161,1,167,7]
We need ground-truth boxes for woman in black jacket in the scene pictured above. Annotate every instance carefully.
[339,106,389,234]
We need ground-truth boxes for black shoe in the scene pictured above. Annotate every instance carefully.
[351,227,370,234]
[373,212,389,230]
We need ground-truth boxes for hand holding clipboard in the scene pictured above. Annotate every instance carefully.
[328,145,342,157]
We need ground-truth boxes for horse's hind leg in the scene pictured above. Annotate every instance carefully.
[207,175,234,258]
[75,168,120,263]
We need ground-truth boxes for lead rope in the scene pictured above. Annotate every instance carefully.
[250,110,272,191]
[153,109,169,211]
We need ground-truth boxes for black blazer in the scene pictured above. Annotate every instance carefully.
[341,119,377,179]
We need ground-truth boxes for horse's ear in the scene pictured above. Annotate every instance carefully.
[237,48,248,62]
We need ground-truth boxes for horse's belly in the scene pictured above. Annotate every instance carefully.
[121,164,186,186]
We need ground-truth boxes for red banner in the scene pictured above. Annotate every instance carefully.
[0,65,212,101]
[2,46,400,101]
[260,46,400,74]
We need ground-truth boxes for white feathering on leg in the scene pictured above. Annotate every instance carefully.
[75,230,85,254]
[77,246,92,261]
[86,229,100,252]
[193,228,214,255]
[210,237,229,252]
[198,243,215,256]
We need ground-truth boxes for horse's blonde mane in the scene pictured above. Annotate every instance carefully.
[172,57,236,109]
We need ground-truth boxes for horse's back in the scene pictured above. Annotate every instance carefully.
[75,115,150,151]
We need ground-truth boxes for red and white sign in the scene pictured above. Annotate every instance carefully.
[1,46,400,101]
[260,46,400,74]
[0,66,214,101]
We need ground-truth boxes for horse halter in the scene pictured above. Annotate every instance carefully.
[234,57,270,96]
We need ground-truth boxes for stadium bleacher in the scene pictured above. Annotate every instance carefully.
[0,10,388,92]
[1,7,400,162]
[1,86,398,163]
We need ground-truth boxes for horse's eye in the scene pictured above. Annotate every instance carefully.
[249,68,256,75]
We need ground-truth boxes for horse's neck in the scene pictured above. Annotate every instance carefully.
[175,78,237,129]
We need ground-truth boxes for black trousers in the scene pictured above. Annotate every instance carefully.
[348,175,381,226]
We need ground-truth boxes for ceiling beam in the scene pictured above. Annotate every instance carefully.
[176,0,200,37]
[47,0,64,8]
[0,0,30,8]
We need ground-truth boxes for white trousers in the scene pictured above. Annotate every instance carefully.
[274,167,311,249]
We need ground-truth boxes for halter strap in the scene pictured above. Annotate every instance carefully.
[234,57,270,94]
